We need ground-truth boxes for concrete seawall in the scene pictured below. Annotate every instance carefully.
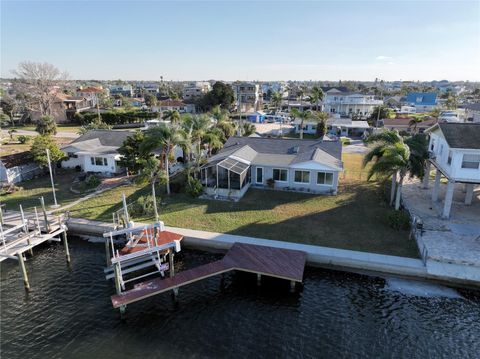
[66,217,479,288]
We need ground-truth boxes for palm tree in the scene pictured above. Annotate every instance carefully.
[141,124,187,195]
[184,114,211,151]
[291,108,311,139]
[271,91,283,114]
[162,109,181,124]
[36,115,57,135]
[307,86,325,111]
[314,112,329,138]
[364,131,428,210]
[136,156,161,221]
[408,117,423,134]
[203,130,223,156]
[210,105,229,123]
[216,119,235,141]
[242,122,256,137]
[364,130,403,205]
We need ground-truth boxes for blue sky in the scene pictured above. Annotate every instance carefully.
[1,1,479,81]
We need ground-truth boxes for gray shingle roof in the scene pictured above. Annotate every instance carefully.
[438,123,480,149]
[62,130,133,155]
[210,136,343,170]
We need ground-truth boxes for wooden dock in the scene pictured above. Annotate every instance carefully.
[111,242,307,308]
[0,199,70,291]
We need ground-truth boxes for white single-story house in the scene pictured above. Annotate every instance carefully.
[200,136,343,200]
[293,118,370,137]
[61,130,133,175]
[424,123,480,219]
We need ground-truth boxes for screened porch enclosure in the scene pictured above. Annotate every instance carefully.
[201,157,251,191]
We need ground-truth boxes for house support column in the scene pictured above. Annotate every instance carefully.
[431,169,442,202]
[465,183,475,205]
[442,180,455,219]
[422,161,431,189]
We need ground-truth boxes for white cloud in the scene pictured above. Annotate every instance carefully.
[376,56,392,60]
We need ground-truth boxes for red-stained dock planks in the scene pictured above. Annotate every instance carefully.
[111,242,307,308]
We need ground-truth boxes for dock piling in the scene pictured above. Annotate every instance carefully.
[169,249,178,297]
[39,197,50,232]
[62,230,71,264]
[290,281,296,292]
[257,273,262,286]
[17,252,30,291]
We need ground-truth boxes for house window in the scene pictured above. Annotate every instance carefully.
[447,151,452,165]
[273,169,288,182]
[430,139,435,151]
[461,154,480,169]
[91,157,107,166]
[68,152,78,159]
[317,172,333,185]
[294,170,310,183]
[439,144,443,155]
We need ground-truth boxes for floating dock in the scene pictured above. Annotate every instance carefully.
[111,242,307,309]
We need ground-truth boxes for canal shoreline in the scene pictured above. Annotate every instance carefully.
[66,217,480,289]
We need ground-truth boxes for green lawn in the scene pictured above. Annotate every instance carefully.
[13,124,81,133]
[64,153,418,258]
[0,170,87,210]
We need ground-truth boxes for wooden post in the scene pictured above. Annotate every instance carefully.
[39,197,50,232]
[62,230,71,264]
[20,205,34,257]
[114,264,122,295]
[17,253,30,291]
[169,249,178,297]
[256,273,261,286]
[290,281,296,292]
[105,237,111,267]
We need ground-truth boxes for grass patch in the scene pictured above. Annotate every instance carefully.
[0,170,86,210]
[65,153,418,258]
[13,124,82,133]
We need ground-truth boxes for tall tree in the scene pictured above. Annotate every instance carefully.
[35,115,57,135]
[291,108,311,139]
[140,125,187,195]
[271,91,283,113]
[117,130,146,173]
[201,82,235,110]
[315,112,329,138]
[30,135,65,175]
[12,61,68,116]
[162,109,181,124]
[144,93,157,107]
[1,96,18,125]
[182,114,211,155]
[307,86,325,111]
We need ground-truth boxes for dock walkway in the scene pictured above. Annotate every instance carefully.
[111,242,307,308]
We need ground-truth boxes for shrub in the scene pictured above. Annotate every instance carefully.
[130,195,160,217]
[185,177,203,197]
[18,135,31,144]
[386,210,411,231]
[85,175,101,188]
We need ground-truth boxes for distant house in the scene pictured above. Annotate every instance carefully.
[109,85,134,97]
[463,103,480,123]
[247,111,266,123]
[182,82,211,101]
[61,130,133,175]
[425,123,480,218]
[200,136,343,200]
[405,92,438,113]
[76,86,106,107]
[232,82,263,112]
[324,92,383,118]
[63,96,92,121]
[382,117,437,133]
[293,118,370,137]
[152,100,194,113]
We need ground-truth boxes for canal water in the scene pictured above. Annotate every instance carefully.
[1,238,479,359]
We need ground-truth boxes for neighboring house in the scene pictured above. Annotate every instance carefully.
[424,123,480,218]
[63,96,92,121]
[109,85,134,97]
[0,152,42,185]
[293,118,370,137]
[463,103,480,123]
[200,136,343,200]
[152,100,194,113]
[136,83,159,95]
[61,130,133,175]
[232,82,262,112]
[382,117,437,133]
[182,82,211,101]
[405,92,438,113]
[76,86,106,107]
[324,92,383,118]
